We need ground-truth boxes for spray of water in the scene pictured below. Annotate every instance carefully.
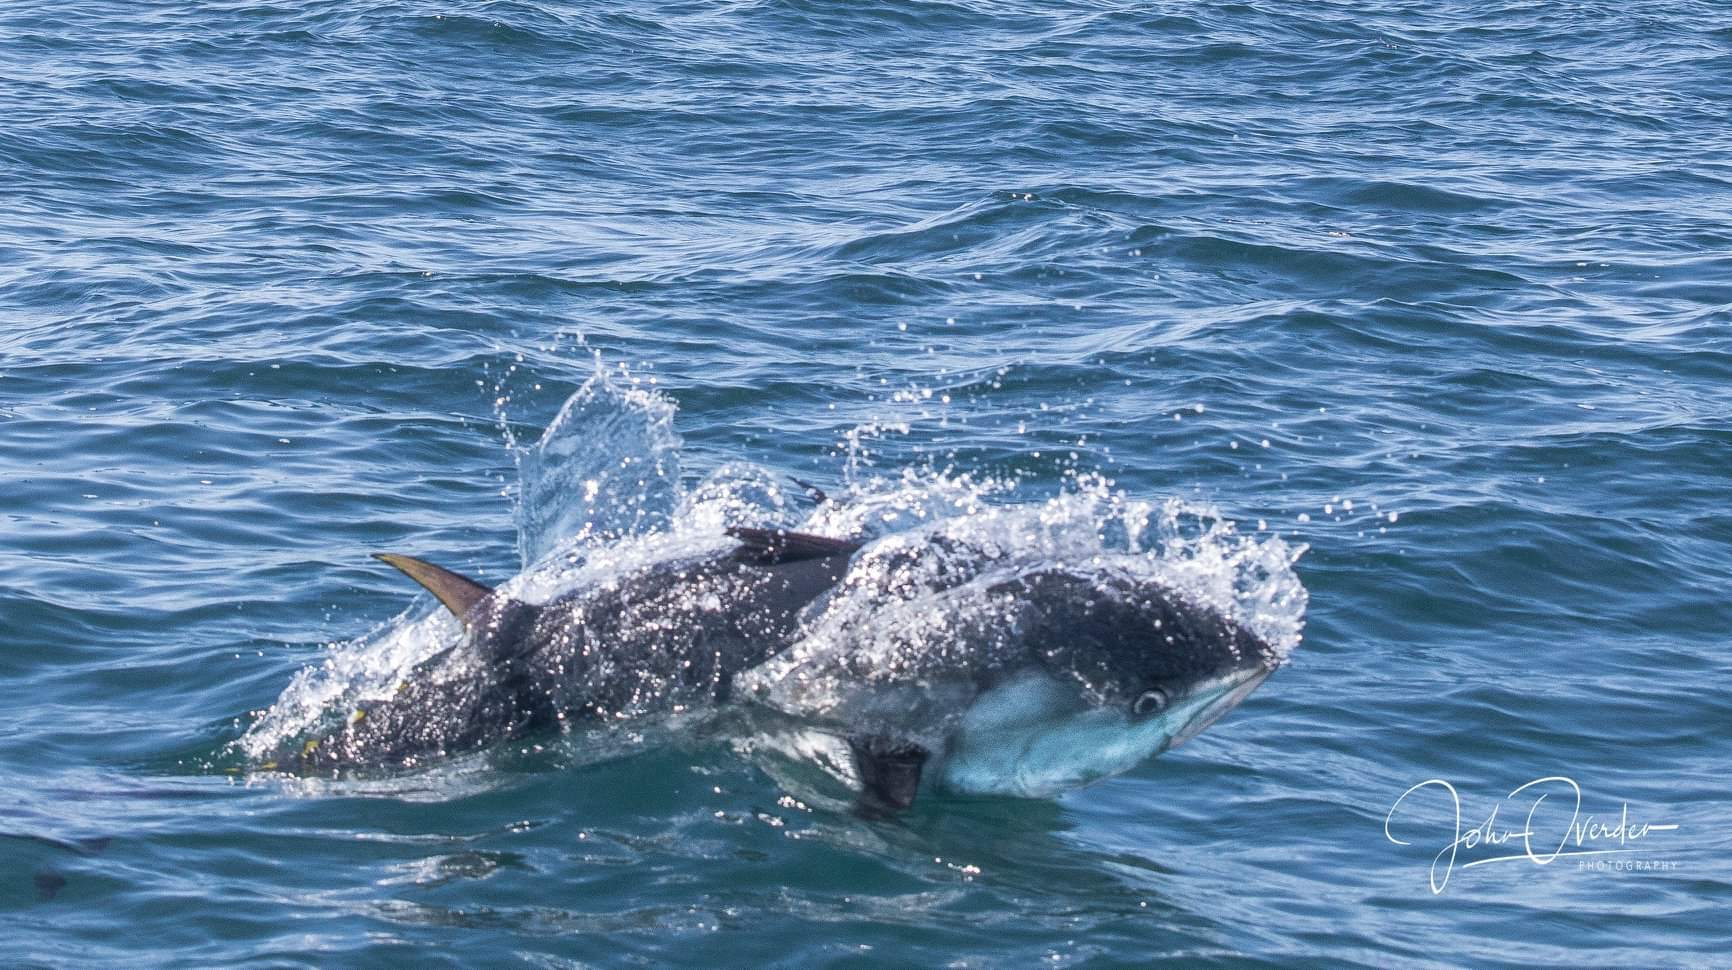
[239,363,1306,770]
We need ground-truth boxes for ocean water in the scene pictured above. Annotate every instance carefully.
[2,0,1729,966]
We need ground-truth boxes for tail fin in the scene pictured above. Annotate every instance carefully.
[372,553,493,624]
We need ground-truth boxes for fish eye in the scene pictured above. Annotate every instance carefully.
[1132,687,1170,718]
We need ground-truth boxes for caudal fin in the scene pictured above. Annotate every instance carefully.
[372,553,493,624]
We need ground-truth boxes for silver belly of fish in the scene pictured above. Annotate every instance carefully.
[935,669,1269,798]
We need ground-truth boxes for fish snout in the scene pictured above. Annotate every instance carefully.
[1164,665,1272,750]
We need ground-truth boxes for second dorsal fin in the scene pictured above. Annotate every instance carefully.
[373,553,494,625]
[727,527,861,565]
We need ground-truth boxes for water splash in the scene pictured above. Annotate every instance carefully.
[513,360,682,568]
[238,607,465,764]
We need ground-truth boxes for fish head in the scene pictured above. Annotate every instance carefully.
[935,571,1280,797]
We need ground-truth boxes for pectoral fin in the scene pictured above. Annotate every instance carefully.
[373,553,493,625]
[848,735,929,815]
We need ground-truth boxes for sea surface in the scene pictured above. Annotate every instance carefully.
[2,1,1729,966]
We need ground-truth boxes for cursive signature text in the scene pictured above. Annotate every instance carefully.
[1384,776,1679,894]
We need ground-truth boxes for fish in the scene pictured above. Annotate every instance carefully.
[266,526,1282,815]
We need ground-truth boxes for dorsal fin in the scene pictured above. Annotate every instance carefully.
[372,553,493,624]
[787,475,830,505]
[727,526,861,565]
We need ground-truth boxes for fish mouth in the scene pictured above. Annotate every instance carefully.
[1162,665,1272,751]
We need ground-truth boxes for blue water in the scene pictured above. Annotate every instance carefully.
[3,1,1729,965]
